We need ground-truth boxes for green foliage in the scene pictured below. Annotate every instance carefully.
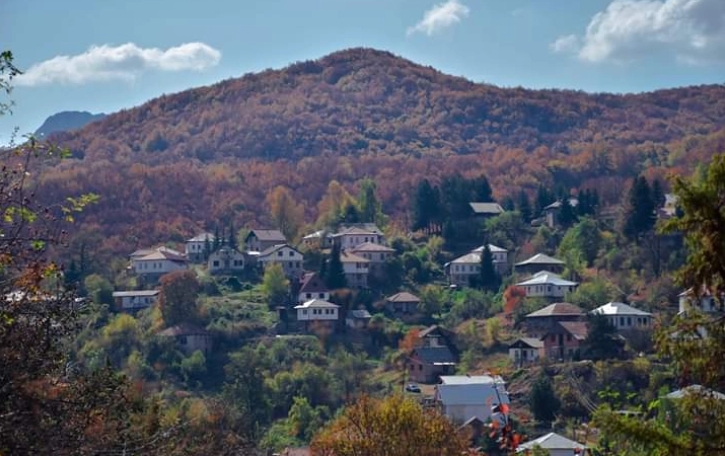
[586,314,624,361]
[158,270,200,327]
[558,217,602,268]
[478,243,499,292]
[325,243,347,289]
[623,175,657,241]
[261,262,290,307]
[83,273,113,306]
[529,375,560,423]
[565,277,619,311]
[180,350,208,384]
[357,178,386,226]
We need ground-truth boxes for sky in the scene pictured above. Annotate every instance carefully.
[2,0,725,143]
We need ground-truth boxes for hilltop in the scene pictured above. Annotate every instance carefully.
[35,110,106,138]
[54,48,725,162]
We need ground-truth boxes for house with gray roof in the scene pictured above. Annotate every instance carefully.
[112,290,159,312]
[346,309,372,330]
[434,375,510,424]
[591,301,653,330]
[517,432,587,455]
[407,346,457,384]
[185,232,215,262]
[385,291,421,314]
[514,253,565,274]
[445,244,508,287]
[469,202,505,217]
[524,302,585,337]
[244,229,287,253]
[508,337,544,366]
[515,271,578,299]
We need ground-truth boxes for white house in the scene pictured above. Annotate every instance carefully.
[678,288,723,314]
[297,272,330,305]
[257,244,304,279]
[244,229,287,253]
[517,432,587,456]
[130,247,188,281]
[207,246,246,274]
[185,232,215,262]
[330,226,385,250]
[508,337,543,366]
[350,242,395,276]
[446,244,507,287]
[434,375,510,424]
[112,290,159,312]
[340,250,370,288]
[591,302,653,330]
[294,299,340,331]
[515,271,578,298]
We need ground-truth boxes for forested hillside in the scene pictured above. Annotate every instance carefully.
[36,47,725,256]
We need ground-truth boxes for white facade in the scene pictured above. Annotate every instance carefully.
[591,302,653,330]
[341,251,370,288]
[207,247,246,274]
[435,377,510,424]
[294,299,340,321]
[257,244,304,278]
[185,233,214,262]
[678,289,721,314]
[332,228,385,251]
[447,244,507,287]
[112,290,159,311]
[131,247,188,277]
[515,271,578,298]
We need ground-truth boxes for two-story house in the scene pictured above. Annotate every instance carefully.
[244,229,287,253]
[257,244,304,279]
[185,232,215,263]
[330,225,385,250]
[407,325,458,384]
[446,244,508,286]
[112,290,159,312]
[591,301,653,330]
[515,271,579,299]
[434,375,510,425]
[130,246,188,283]
[297,272,330,305]
[340,250,369,288]
[385,291,421,314]
[207,246,246,275]
[540,321,589,360]
[524,302,584,338]
[350,242,395,277]
[678,288,723,315]
[514,253,565,275]
[294,298,340,332]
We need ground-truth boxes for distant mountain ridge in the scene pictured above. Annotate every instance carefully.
[35,111,106,138]
[53,47,725,163]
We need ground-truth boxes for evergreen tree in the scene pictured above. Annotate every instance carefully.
[534,185,555,218]
[478,244,499,292]
[339,202,360,224]
[325,243,347,290]
[203,236,212,260]
[412,179,434,233]
[517,190,532,223]
[473,175,493,202]
[585,313,623,361]
[651,178,665,209]
[557,198,578,228]
[529,376,560,423]
[357,178,383,225]
[228,221,237,249]
[623,175,656,240]
[213,225,221,252]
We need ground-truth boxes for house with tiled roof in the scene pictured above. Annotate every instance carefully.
[330,225,385,250]
[524,302,584,337]
[591,301,653,330]
[385,291,421,314]
[296,272,330,305]
[257,244,304,279]
[408,346,457,384]
[508,337,544,366]
[541,321,589,360]
[517,432,587,455]
[346,309,372,329]
[350,242,395,277]
[185,232,215,262]
[445,244,508,286]
[130,246,188,283]
[244,229,287,253]
[515,271,578,299]
[514,253,565,275]
[340,250,370,288]
[294,299,340,332]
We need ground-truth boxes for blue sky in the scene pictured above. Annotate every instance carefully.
[2,0,725,143]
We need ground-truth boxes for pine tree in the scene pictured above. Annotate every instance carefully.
[357,178,383,225]
[623,175,656,240]
[228,221,237,249]
[517,190,533,222]
[473,174,493,202]
[534,185,554,218]
[325,243,347,290]
[529,376,560,423]
[213,225,221,252]
[479,244,499,292]
[557,198,578,228]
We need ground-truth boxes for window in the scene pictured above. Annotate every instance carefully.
[318,293,325,298]
[289,251,294,257]
[306,293,312,299]
[627,317,632,326]
[380,253,385,260]
[550,335,556,342]
[213,261,219,267]
[567,334,572,342]
[364,237,368,242]
[620,317,625,327]
[179,336,187,345]
[302,309,307,315]
[277,251,283,257]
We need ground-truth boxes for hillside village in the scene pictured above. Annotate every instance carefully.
[68,169,723,455]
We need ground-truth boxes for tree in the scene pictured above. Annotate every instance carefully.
[316,180,355,228]
[557,197,578,228]
[517,190,533,223]
[267,185,305,241]
[412,179,441,234]
[223,348,272,443]
[356,178,385,225]
[261,262,290,307]
[324,243,347,289]
[478,244,499,292]
[585,313,624,360]
[529,375,560,423]
[558,217,602,267]
[622,175,656,240]
[158,269,200,326]
[83,273,114,306]
[310,395,469,456]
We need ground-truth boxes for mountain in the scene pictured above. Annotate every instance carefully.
[35,111,106,137]
[36,48,725,262]
[54,48,725,163]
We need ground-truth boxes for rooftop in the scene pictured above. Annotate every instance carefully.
[509,337,544,349]
[515,272,578,287]
[350,242,395,253]
[247,229,286,242]
[439,375,504,385]
[412,346,457,365]
[526,302,584,318]
[517,432,585,452]
[387,291,421,303]
[187,232,215,242]
[515,253,565,267]
[469,202,505,215]
[112,290,159,297]
[665,384,725,400]
[592,301,652,317]
[159,323,210,337]
[340,250,369,263]
[299,272,329,293]
[471,243,507,253]
[436,382,510,406]
[294,299,340,309]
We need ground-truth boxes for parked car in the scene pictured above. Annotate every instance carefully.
[405,383,421,393]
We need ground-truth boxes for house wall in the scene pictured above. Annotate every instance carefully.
[298,291,330,304]
[337,234,384,250]
[386,301,418,314]
[185,241,208,262]
[208,251,245,274]
[116,295,157,311]
[542,333,582,360]
[509,347,540,364]
[260,247,304,278]
[679,295,717,313]
[407,359,453,384]
[132,259,187,275]
[522,284,576,298]
[605,314,651,330]
[342,262,369,288]
[296,307,339,321]
[177,334,212,355]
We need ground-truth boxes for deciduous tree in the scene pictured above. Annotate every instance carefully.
[158,269,200,327]
[267,185,305,241]
[261,262,290,308]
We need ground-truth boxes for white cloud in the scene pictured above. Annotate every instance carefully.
[551,0,725,64]
[16,42,222,87]
[407,0,470,37]
[550,34,581,54]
